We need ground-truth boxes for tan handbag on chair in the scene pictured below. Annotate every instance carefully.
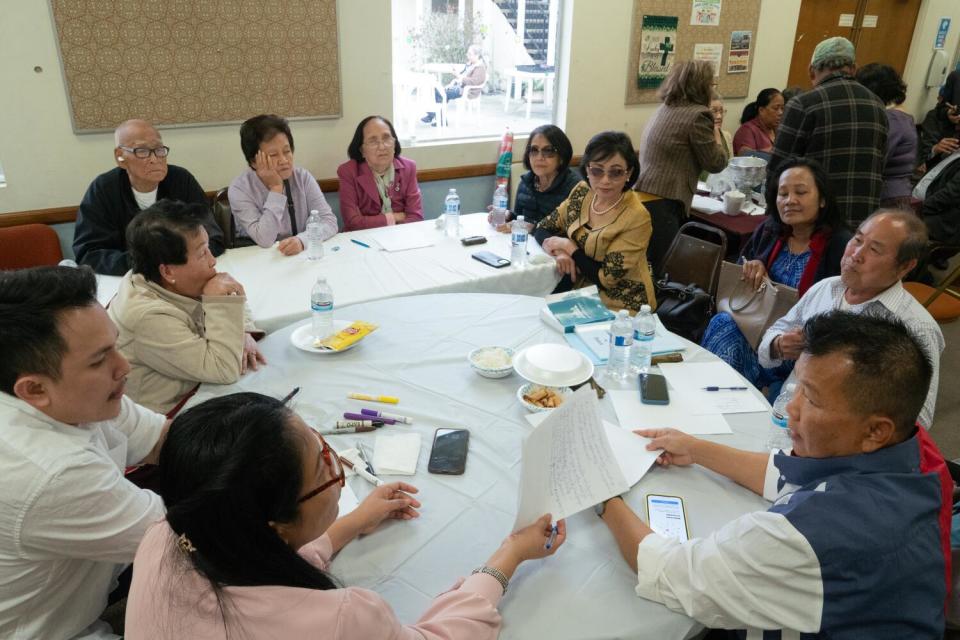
[716,261,799,349]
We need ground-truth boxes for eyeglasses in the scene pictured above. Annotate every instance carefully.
[586,165,628,180]
[297,431,345,503]
[710,107,727,116]
[363,136,395,149]
[119,145,170,159]
[529,145,558,159]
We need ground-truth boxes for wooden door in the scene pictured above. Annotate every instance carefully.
[787,0,921,89]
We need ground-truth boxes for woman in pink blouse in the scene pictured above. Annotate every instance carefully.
[125,392,565,639]
[732,88,784,156]
[337,116,424,231]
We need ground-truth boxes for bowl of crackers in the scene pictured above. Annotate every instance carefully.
[516,382,572,413]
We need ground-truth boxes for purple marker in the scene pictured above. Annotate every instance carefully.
[343,411,396,424]
[360,408,413,424]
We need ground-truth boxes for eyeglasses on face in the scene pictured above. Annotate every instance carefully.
[363,136,396,149]
[529,145,558,159]
[711,107,727,116]
[297,431,345,503]
[119,145,170,159]
[586,165,628,180]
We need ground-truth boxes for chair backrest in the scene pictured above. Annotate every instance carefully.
[0,224,64,269]
[659,221,728,296]
[211,187,236,249]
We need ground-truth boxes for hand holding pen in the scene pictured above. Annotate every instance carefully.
[351,482,422,535]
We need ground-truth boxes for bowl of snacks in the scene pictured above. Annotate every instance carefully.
[468,346,515,378]
[516,383,572,412]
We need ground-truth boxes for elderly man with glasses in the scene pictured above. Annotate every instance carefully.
[73,119,225,275]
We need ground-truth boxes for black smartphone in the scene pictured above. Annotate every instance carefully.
[428,428,470,475]
[461,235,488,246]
[639,373,670,405]
[471,251,511,268]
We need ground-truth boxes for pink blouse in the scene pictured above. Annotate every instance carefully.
[125,521,504,639]
[732,117,774,155]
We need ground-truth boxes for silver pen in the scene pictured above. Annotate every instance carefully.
[356,442,376,475]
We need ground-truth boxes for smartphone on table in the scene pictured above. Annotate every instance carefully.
[646,494,689,542]
[428,428,470,475]
[639,373,669,405]
[471,251,510,268]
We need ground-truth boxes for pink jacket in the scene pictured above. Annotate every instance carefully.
[125,521,504,639]
[337,156,424,231]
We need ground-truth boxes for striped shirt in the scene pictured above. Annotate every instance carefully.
[769,73,887,226]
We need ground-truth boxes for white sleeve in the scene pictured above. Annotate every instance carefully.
[758,293,811,368]
[111,396,165,465]
[635,511,824,632]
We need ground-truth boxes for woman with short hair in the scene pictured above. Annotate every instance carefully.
[125,392,565,639]
[337,115,423,231]
[107,200,264,414]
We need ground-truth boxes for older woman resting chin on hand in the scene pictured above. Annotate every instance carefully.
[107,200,264,415]
[534,131,657,313]
[124,392,566,639]
[337,115,423,231]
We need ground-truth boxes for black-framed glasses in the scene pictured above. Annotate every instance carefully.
[529,145,558,159]
[119,145,170,159]
[586,165,627,180]
[298,431,345,503]
[363,136,395,149]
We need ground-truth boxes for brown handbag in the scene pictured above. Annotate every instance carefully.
[716,261,798,349]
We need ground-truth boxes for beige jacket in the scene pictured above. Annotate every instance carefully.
[108,273,256,414]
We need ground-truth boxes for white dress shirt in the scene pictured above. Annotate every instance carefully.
[0,394,165,640]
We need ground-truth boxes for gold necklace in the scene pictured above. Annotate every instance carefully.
[590,192,624,215]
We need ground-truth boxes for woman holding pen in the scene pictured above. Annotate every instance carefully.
[125,392,566,639]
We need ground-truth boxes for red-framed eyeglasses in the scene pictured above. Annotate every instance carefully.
[297,431,345,503]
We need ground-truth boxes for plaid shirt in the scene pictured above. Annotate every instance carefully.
[769,73,888,225]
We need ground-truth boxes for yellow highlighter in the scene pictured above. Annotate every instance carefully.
[348,393,399,404]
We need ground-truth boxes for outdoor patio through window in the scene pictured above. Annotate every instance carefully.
[392,0,563,143]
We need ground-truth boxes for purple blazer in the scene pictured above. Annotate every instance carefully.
[337,156,423,231]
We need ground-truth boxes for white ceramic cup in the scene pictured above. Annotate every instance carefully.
[722,190,746,216]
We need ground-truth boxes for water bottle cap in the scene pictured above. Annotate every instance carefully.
[448,188,457,194]
[516,215,524,221]
[640,304,651,313]
[616,309,629,318]
[310,209,319,215]
[785,383,797,393]
[316,275,327,283]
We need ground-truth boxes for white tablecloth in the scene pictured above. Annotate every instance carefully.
[189,293,772,639]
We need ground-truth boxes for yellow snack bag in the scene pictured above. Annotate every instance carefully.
[314,321,378,351]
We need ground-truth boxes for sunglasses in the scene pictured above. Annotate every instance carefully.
[529,145,558,159]
[297,431,345,503]
[586,165,628,180]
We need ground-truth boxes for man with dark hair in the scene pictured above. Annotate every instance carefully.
[598,311,948,636]
[759,209,943,428]
[0,266,168,639]
[768,37,887,225]
[72,119,225,275]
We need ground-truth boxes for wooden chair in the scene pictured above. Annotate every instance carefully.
[0,223,63,269]
[211,187,238,249]
[904,243,960,323]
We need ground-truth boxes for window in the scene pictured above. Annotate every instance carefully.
[392,0,564,143]
[0,160,6,189]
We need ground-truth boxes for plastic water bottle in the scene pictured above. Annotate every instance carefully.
[444,188,460,238]
[310,276,334,339]
[606,309,634,381]
[630,304,655,374]
[766,383,796,451]
[491,183,509,227]
[511,215,528,266]
[306,209,324,260]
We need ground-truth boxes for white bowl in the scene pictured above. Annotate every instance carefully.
[512,343,595,387]
[516,383,572,412]
[468,346,515,378]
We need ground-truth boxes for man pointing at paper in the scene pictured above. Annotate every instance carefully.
[598,312,949,637]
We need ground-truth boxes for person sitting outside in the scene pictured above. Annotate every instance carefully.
[107,200,264,415]
[228,114,338,254]
[124,392,565,638]
[600,311,948,637]
[535,131,656,313]
[732,87,784,157]
[702,157,850,390]
[337,115,423,231]
[759,209,942,429]
[73,119,224,275]
[422,44,487,126]
[0,266,168,639]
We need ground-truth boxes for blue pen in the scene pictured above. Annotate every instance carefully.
[702,386,748,391]
[351,239,371,248]
[545,524,558,550]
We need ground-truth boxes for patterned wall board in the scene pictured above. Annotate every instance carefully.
[625,0,761,105]
[49,0,342,132]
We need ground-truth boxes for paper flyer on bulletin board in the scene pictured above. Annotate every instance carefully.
[694,43,723,76]
[638,15,679,89]
[727,30,751,74]
[691,0,722,26]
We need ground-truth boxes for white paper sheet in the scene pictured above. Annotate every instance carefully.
[338,483,360,516]
[608,390,733,435]
[691,194,725,214]
[514,387,631,528]
[658,362,770,414]
[371,226,436,252]
[372,432,422,475]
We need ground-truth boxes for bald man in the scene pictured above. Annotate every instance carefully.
[73,120,224,275]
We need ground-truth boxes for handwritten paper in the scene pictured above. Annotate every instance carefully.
[609,389,733,435]
[659,362,769,414]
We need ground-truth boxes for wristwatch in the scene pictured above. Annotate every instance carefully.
[594,495,623,518]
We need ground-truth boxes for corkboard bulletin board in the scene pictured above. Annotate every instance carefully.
[625,0,761,105]
[49,0,342,133]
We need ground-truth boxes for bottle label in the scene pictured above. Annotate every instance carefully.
[445,202,460,214]
[512,232,527,244]
[771,411,788,429]
[495,195,508,209]
[312,301,333,312]
[612,335,631,347]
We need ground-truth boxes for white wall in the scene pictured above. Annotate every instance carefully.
[2,0,957,216]
[902,0,960,117]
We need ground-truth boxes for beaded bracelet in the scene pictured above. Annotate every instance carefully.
[471,565,509,594]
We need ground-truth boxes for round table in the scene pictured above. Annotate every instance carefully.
[190,293,771,639]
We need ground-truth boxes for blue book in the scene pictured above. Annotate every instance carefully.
[541,289,615,333]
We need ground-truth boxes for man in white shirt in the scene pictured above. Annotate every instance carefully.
[0,266,168,639]
[598,311,948,637]
[759,209,943,428]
